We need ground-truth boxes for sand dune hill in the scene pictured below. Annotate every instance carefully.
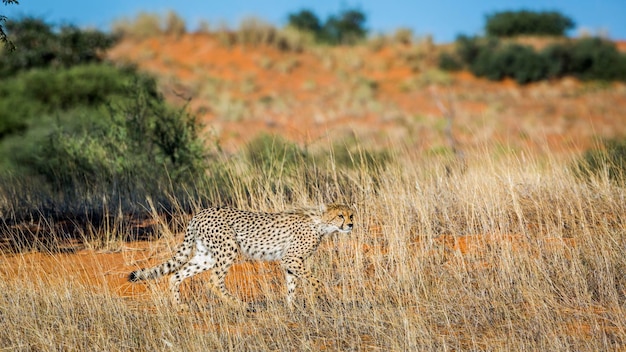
[107,34,626,154]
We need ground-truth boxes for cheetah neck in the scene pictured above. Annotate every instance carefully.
[315,222,341,236]
[289,206,338,236]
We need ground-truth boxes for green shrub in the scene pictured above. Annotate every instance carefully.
[471,43,549,84]
[0,17,116,77]
[287,9,322,34]
[445,34,626,83]
[245,133,308,176]
[0,64,136,138]
[454,35,485,65]
[330,142,392,171]
[541,42,573,78]
[440,11,626,83]
[320,9,367,45]
[0,65,208,217]
[575,138,626,184]
[0,0,19,50]
[540,38,626,81]
[449,35,500,71]
[438,52,463,71]
[469,47,503,81]
[30,84,203,198]
[485,10,575,37]
[286,8,367,45]
[244,134,312,201]
[567,38,626,81]
[500,44,548,84]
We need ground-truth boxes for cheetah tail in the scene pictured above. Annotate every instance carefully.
[128,220,197,282]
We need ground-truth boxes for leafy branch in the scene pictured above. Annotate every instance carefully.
[1,0,19,51]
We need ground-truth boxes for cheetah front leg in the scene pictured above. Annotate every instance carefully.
[281,256,323,306]
[169,250,214,311]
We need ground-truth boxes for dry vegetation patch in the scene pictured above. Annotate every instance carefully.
[3,14,626,350]
[106,34,626,154]
[1,149,625,350]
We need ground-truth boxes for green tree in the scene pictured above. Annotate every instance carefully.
[0,0,18,50]
[287,8,368,45]
[320,9,367,45]
[485,10,575,37]
[287,9,322,33]
[0,17,116,77]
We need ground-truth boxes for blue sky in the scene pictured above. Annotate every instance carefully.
[4,0,625,43]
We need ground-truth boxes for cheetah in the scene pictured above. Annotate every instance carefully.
[128,204,354,310]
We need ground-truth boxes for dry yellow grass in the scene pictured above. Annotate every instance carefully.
[1,145,625,351]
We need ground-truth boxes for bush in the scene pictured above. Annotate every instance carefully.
[242,134,390,202]
[245,133,308,176]
[454,35,485,65]
[443,34,626,84]
[470,43,548,83]
[244,134,312,201]
[468,49,498,81]
[29,95,204,201]
[540,38,626,81]
[287,9,322,34]
[0,64,136,138]
[541,42,573,79]
[330,142,392,171]
[485,10,575,37]
[0,17,116,77]
[286,8,367,45]
[0,65,208,217]
[0,0,19,50]
[575,138,626,184]
[567,38,626,81]
[450,35,500,70]
[320,9,367,45]
[440,11,626,83]
[438,51,463,71]
[508,46,549,84]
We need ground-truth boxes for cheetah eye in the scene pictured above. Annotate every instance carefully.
[338,214,344,219]
[349,215,353,221]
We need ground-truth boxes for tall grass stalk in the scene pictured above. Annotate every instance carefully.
[1,144,625,350]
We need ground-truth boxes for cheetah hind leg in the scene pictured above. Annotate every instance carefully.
[168,251,248,311]
[206,263,254,312]
[168,250,215,311]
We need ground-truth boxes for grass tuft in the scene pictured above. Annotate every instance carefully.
[2,144,625,350]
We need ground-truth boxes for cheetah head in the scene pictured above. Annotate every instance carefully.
[320,204,354,235]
